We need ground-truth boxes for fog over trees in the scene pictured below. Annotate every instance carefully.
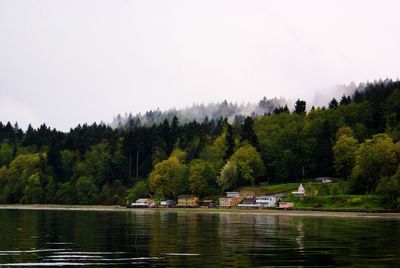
[0,79,400,208]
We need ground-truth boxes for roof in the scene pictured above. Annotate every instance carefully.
[178,195,197,198]
[242,198,256,204]
[315,177,332,181]
[256,195,276,199]
[135,198,150,203]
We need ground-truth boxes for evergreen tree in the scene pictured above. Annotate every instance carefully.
[224,123,235,160]
[328,98,338,109]
[294,99,306,115]
[239,117,259,149]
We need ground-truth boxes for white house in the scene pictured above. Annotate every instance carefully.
[255,195,278,208]
[226,192,241,198]
[292,184,305,196]
[315,177,332,183]
[128,198,155,208]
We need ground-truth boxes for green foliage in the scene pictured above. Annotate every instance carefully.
[199,132,226,171]
[287,195,383,210]
[149,156,186,198]
[100,180,127,205]
[294,99,306,115]
[230,144,265,182]
[0,140,14,167]
[4,154,43,203]
[127,180,149,202]
[60,150,78,181]
[75,176,98,204]
[188,160,215,196]
[254,113,306,180]
[218,144,265,190]
[84,143,113,187]
[217,161,238,191]
[240,182,299,196]
[333,130,359,178]
[21,172,44,204]
[376,169,400,209]
[56,182,76,204]
[350,134,400,193]
[305,182,348,196]
[239,117,259,148]
[1,80,400,204]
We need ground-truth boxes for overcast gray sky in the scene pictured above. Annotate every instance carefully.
[0,0,399,131]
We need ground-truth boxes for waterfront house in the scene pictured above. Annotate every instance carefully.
[177,195,200,207]
[219,192,244,208]
[278,202,294,209]
[127,198,155,208]
[292,184,305,196]
[226,192,241,198]
[255,195,277,208]
[238,198,258,209]
[201,200,215,208]
[159,200,176,208]
[315,177,332,183]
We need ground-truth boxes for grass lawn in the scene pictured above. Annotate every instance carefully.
[234,181,387,211]
[289,195,384,211]
[240,182,299,196]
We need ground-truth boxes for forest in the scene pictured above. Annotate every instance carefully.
[0,79,400,208]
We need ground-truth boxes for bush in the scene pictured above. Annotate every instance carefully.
[127,180,149,203]
[376,170,400,209]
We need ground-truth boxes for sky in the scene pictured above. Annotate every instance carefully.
[0,0,399,131]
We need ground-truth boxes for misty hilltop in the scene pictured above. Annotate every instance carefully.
[110,81,369,129]
[111,97,288,129]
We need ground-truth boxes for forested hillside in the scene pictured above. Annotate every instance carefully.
[0,79,399,207]
[111,97,287,128]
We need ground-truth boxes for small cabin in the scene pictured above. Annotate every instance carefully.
[177,195,200,207]
[292,184,305,196]
[255,195,277,208]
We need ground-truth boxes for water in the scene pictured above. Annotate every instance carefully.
[0,209,399,267]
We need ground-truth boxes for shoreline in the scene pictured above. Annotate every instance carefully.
[1,204,400,219]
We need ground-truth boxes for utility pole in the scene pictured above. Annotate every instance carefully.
[136,149,139,180]
[129,152,132,178]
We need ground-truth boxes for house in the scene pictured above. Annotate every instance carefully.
[159,200,176,208]
[278,202,294,209]
[238,198,258,209]
[127,198,155,208]
[219,192,244,208]
[315,177,332,183]
[177,195,200,207]
[255,195,278,208]
[292,184,306,196]
[226,192,241,198]
[201,200,215,208]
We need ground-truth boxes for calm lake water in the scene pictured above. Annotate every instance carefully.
[0,209,399,267]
